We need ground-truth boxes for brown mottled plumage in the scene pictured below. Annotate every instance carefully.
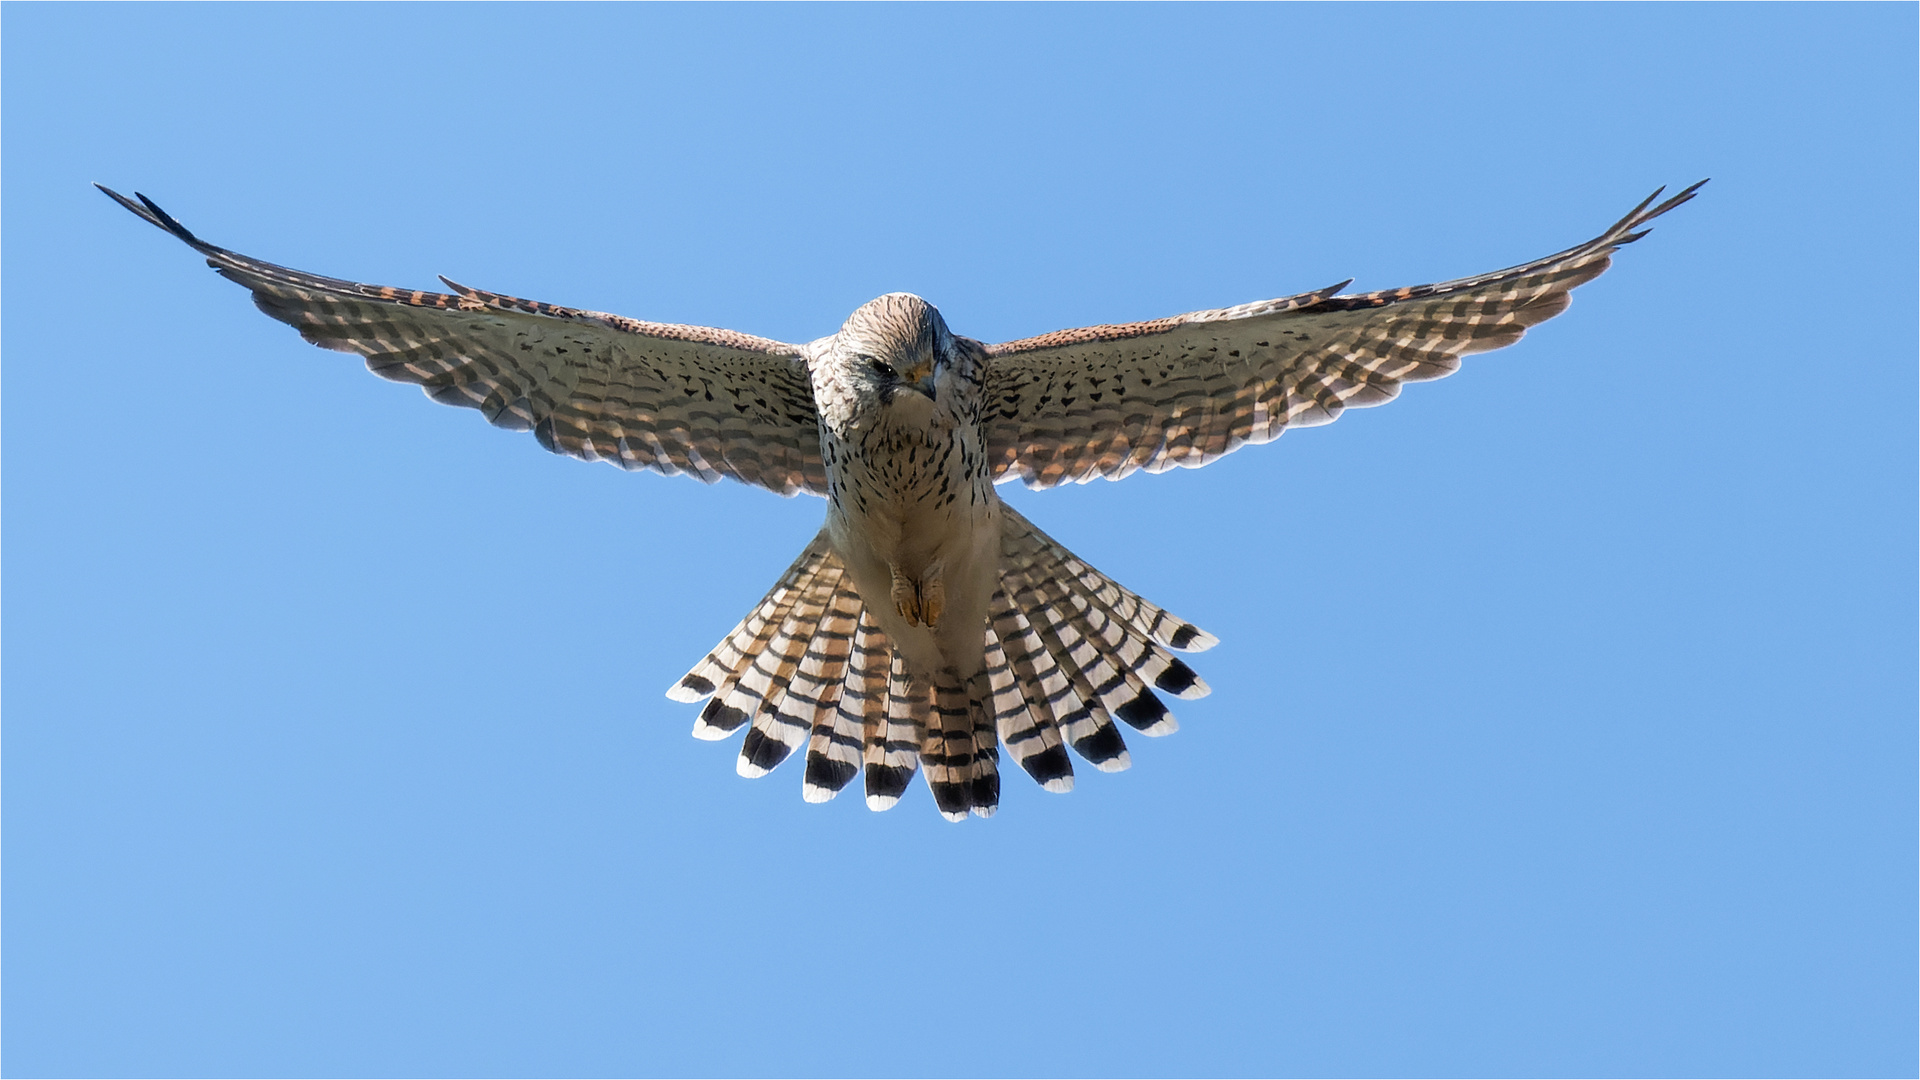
[98,180,1703,820]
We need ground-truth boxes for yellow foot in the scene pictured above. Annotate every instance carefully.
[888,565,944,628]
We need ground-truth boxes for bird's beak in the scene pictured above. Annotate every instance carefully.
[903,359,936,399]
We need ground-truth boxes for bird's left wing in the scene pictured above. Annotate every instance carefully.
[981,182,1704,489]
[100,186,829,497]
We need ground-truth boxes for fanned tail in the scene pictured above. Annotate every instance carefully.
[668,507,1214,819]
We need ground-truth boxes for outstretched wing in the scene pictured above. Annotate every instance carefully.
[981,182,1704,489]
[100,186,829,497]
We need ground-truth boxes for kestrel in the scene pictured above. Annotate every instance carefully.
[99,181,1703,820]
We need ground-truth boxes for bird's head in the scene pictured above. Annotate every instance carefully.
[811,293,979,431]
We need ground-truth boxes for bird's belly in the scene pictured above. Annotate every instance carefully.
[825,421,1000,678]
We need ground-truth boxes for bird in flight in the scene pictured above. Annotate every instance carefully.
[100,180,1702,821]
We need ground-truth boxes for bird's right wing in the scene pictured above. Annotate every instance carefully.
[100,186,830,497]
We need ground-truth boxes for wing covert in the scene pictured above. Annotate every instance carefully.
[982,182,1704,489]
[100,186,829,497]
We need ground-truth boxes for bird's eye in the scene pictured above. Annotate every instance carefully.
[866,356,896,379]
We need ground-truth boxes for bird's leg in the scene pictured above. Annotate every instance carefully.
[920,574,944,629]
[890,563,922,625]
[887,563,944,629]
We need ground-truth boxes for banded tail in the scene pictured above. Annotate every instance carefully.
[668,506,1215,820]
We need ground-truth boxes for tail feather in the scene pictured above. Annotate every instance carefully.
[1001,505,1218,653]
[923,679,981,821]
[735,561,844,777]
[1044,567,1211,701]
[800,588,869,802]
[999,566,1151,766]
[688,576,816,739]
[1002,560,1179,738]
[674,532,832,738]
[981,623,1073,792]
[963,674,1002,817]
[823,614,893,802]
[669,508,1216,818]
[989,593,1129,772]
[863,649,922,810]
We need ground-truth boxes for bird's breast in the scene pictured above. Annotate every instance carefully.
[829,396,992,542]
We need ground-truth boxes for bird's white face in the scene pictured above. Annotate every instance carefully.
[810,292,968,433]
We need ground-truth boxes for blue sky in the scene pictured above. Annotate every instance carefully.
[5,5,1913,1077]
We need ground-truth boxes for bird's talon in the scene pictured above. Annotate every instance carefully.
[890,566,921,626]
[922,579,944,629]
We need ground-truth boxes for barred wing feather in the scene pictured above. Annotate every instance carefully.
[982,182,1704,489]
[98,185,829,497]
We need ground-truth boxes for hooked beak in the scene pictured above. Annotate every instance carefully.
[903,358,936,399]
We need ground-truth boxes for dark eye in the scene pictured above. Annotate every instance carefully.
[865,356,896,379]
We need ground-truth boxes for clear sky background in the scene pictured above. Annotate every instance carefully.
[5,5,1914,1077]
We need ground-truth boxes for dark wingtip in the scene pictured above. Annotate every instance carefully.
[95,183,203,246]
[134,192,198,242]
[94,182,150,220]
[1611,179,1709,245]
[1651,178,1709,219]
